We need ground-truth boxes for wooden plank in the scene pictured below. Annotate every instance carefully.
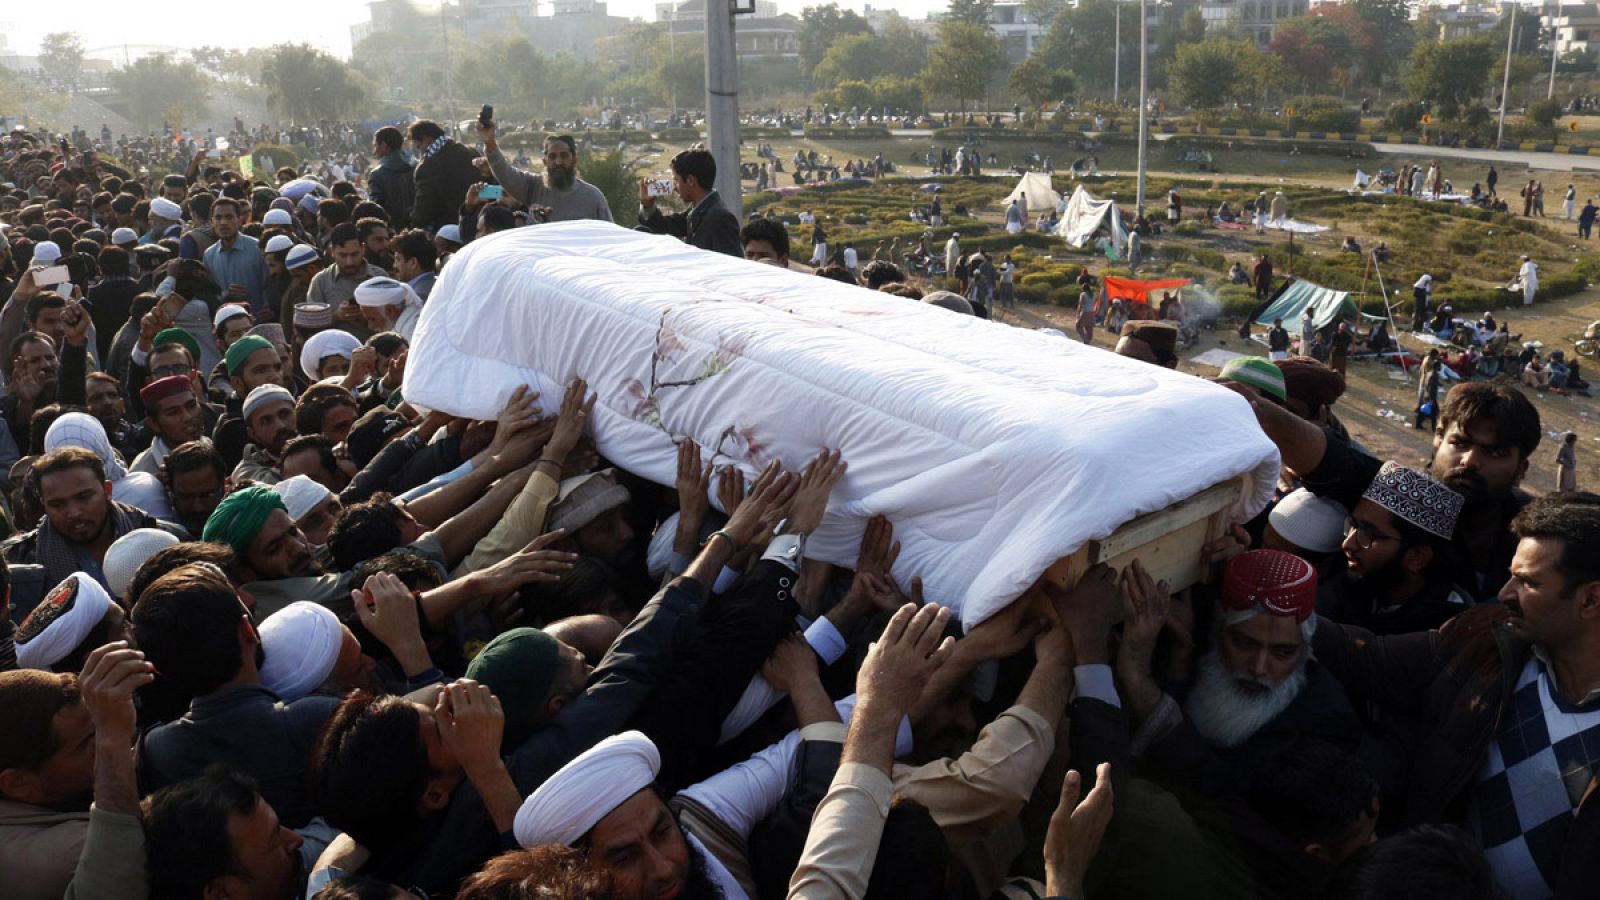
[1042,476,1245,594]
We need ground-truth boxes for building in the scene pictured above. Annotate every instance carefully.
[991,0,1048,66]
[350,0,630,61]
[1200,0,1310,44]
[1546,3,1600,56]
[656,0,800,61]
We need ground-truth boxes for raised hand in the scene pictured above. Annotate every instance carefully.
[1118,560,1171,669]
[436,679,505,775]
[469,530,578,596]
[486,385,542,458]
[857,601,956,719]
[1044,763,1115,900]
[545,377,596,462]
[353,572,425,658]
[78,641,155,744]
[784,448,847,536]
[673,439,714,554]
[760,632,820,696]
[855,515,900,578]
[722,461,798,549]
[1046,564,1122,666]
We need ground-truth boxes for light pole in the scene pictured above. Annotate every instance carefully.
[706,0,743,216]
[1136,0,1149,214]
[1549,2,1560,100]
[1497,1,1516,150]
[1113,2,1121,104]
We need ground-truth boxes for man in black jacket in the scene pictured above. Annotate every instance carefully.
[637,149,742,258]
[368,127,415,227]
[407,120,479,234]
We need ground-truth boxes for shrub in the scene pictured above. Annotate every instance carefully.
[1381,100,1427,133]
[1285,96,1359,134]
[657,127,704,142]
[803,126,893,140]
[1527,98,1563,130]
[250,143,299,174]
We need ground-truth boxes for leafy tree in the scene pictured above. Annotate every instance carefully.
[39,32,85,93]
[813,33,884,87]
[946,0,994,27]
[1035,0,1131,94]
[1346,0,1415,87]
[1154,5,1208,79]
[1167,38,1243,109]
[110,55,210,132]
[654,42,707,111]
[260,44,368,124]
[830,80,877,110]
[1404,36,1495,119]
[871,75,926,113]
[581,148,641,227]
[1269,14,1355,91]
[1527,97,1562,129]
[924,21,1003,112]
[874,15,931,80]
[1008,56,1075,112]
[1022,0,1069,29]
[797,4,872,74]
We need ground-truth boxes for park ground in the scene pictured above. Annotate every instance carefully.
[625,124,1600,491]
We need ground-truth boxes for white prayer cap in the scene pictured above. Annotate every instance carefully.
[150,197,184,220]
[285,244,320,270]
[14,574,114,671]
[264,234,294,254]
[436,224,462,244]
[1268,488,1349,554]
[258,601,342,701]
[273,474,333,523]
[213,303,252,331]
[32,241,62,264]
[262,208,294,226]
[243,383,294,420]
[299,328,361,380]
[514,730,660,848]
[110,227,139,247]
[298,194,321,214]
[353,276,418,309]
[103,528,181,600]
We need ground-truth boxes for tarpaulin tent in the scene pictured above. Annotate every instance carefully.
[1004,172,1058,213]
[1252,279,1359,330]
[1105,277,1193,306]
[1055,185,1130,250]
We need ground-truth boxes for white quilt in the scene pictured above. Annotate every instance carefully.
[405,222,1281,627]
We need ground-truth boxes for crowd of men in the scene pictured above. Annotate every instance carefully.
[0,115,1596,900]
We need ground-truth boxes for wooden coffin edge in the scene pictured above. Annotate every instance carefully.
[1042,476,1248,593]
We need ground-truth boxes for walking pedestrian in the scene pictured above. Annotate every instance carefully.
[1557,432,1579,491]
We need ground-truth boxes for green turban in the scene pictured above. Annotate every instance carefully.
[203,486,287,553]
[466,627,560,753]
[151,327,201,364]
[225,335,275,376]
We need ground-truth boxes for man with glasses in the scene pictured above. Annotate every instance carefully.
[1321,462,1471,635]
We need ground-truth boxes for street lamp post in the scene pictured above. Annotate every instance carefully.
[1136,0,1149,215]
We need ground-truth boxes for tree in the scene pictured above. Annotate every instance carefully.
[1268,14,1355,92]
[1167,37,1285,109]
[1404,36,1495,119]
[1022,0,1069,29]
[813,33,885,87]
[874,14,931,80]
[1527,97,1562,129]
[946,0,995,27]
[924,21,1003,112]
[1346,0,1415,87]
[653,41,706,111]
[110,55,209,132]
[1035,0,1130,94]
[797,4,872,74]
[1008,56,1075,112]
[260,44,368,124]
[39,32,85,93]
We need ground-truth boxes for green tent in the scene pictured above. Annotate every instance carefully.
[1252,279,1359,330]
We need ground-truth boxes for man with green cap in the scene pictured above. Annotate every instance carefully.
[466,627,592,752]
[211,335,289,470]
[203,485,322,588]
[1218,356,1288,404]
[127,325,224,431]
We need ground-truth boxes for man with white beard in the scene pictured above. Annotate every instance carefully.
[1065,551,1365,798]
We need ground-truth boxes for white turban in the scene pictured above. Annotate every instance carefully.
[103,528,181,600]
[150,197,184,220]
[353,276,419,311]
[243,384,294,420]
[299,329,361,380]
[258,601,342,700]
[514,730,660,848]
[15,574,113,671]
[273,474,333,522]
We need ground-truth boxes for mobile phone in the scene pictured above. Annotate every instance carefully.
[159,294,186,320]
[480,104,494,127]
[478,184,504,201]
[33,265,69,286]
[646,178,674,198]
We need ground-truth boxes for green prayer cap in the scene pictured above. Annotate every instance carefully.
[151,327,201,364]
[1219,356,1288,403]
[224,335,275,376]
[466,627,561,753]
[202,486,287,553]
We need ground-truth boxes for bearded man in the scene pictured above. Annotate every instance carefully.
[477,121,613,223]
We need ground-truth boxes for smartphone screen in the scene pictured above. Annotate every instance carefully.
[33,265,70,286]
[159,295,186,320]
[479,185,503,201]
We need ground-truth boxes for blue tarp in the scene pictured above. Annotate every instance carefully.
[1253,279,1358,330]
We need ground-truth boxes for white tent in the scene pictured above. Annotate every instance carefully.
[1003,172,1058,214]
[1054,184,1130,250]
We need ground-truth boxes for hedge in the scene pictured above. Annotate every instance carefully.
[741,126,794,139]
[803,126,892,140]
[250,144,300,174]
[656,127,704,142]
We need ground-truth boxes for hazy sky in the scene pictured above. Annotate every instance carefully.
[0,0,945,62]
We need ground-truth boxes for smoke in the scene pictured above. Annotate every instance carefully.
[1185,284,1223,328]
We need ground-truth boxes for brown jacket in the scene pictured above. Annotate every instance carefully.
[1314,605,1600,899]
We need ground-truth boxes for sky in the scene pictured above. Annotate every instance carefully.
[0,0,947,63]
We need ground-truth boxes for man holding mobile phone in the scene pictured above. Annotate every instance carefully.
[476,118,613,223]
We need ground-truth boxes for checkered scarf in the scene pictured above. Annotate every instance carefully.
[420,135,450,161]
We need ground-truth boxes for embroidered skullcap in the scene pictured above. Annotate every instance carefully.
[1220,550,1317,623]
[1361,461,1464,540]
[285,244,320,270]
